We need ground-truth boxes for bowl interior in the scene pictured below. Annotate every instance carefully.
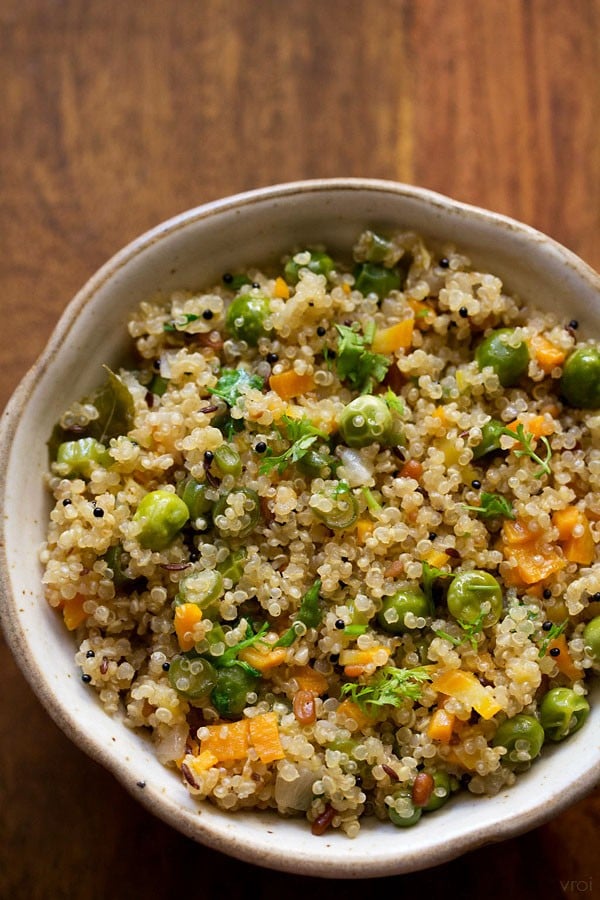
[1,180,599,878]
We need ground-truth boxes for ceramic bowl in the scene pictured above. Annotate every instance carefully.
[1,179,599,878]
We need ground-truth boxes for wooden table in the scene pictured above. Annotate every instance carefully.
[1,1,599,896]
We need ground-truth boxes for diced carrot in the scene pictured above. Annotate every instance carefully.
[400,458,423,481]
[371,319,414,354]
[274,276,290,299]
[269,370,316,400]
[530,335,567,374]
[407,298,435,330]
[427,707,455,743]
[342,282,351,295]
[336,699,375,729]
[506,414,555,440]
[553,508,596,565]
[547,634,581,681]
[502,517,538,546]
[503,541,566,585]
[248,712,285,764]
[200,719,250,762]
[174,603,203,652]
[356,518,375,543]
[63,594,87,631]
[553,507,581,541]
[431,669,502,720]
[339,646,390,669]
[423,549,450,570]
[289,665,329,696]
[238,645,288,672]
[187,749,219,774]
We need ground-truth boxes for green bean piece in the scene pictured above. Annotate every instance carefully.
[149,374,169,397]
[175,569,224,619]
[360,231,394,263]
[492,714,545,769]
[168,654,218,702]
[423,771,454,811]
[339,395,394,448]
[211,666,259,719]
[472,418,506,459]
[177,476,214,520]
[539,687,590,742]
[354,262,403,299]
[310,481,358,530]
[133,490,189,550]
[217,548,247,585]
[388,790,422,828]
[560,345,600,408]
[275,579,323,647]
[213,488,261,538]
[213,443,242,477]
[103,544,134,589]
[284,251,334,284]
[377,585,430,634]
[56,437,112,478]
[297,447,335,478]
[583,616,600,661]
[475,328,529,387]
[225,293,272,346]
[446,571,503,628]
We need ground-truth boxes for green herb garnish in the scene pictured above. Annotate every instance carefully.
[501,424,552,479]
[340,666,432,711]
[538,620,568,658]
[259,416,328,475]
[208,368,265,407]
[335,324,390,393]
[213,620,269,675]
[384,388,405,415]
[463,492,515,520]
[421,561,453,612]
[275,579,323,647]
[434,607,487,650]
[164,313,201,333]
[361,486,382,513]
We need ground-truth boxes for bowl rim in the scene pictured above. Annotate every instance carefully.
[1,177,600,878]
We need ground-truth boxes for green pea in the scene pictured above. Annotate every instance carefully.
[56,437,112,478]
[472,418,505,459]
[168,654,217,702]
[339,395,394,448]
[133,490,189,550]
[225,293,271,346]
[326,736,372,783]
[583,616,600,661]
[310,481,358,530]
[177,477,214,520]
[378,585,430,634]
[175,569,224,618]
[447,570,503,627]
[475,328,530,387]
[284,251,334,284]
[213,443,242,477]
[423,771,455,811]
[388,790,422,828]
[217,548,247,584]
[539,687,590,742]
[354,262,403,299]
[560,345,600,408]
[211,666,259,719]
[492,714,545,769]
[213,488,261,538]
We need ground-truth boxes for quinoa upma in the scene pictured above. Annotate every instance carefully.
[41,230,600,836]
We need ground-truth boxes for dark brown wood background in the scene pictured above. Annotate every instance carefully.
[1,1,599,897]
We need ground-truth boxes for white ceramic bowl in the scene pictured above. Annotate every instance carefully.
[1,179,599,878]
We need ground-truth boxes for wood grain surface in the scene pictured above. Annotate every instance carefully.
[1,1,599,897]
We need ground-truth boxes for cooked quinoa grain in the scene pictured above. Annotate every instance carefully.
[42,231,600,836]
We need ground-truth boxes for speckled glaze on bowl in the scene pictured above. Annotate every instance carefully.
[1,179,599,878]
